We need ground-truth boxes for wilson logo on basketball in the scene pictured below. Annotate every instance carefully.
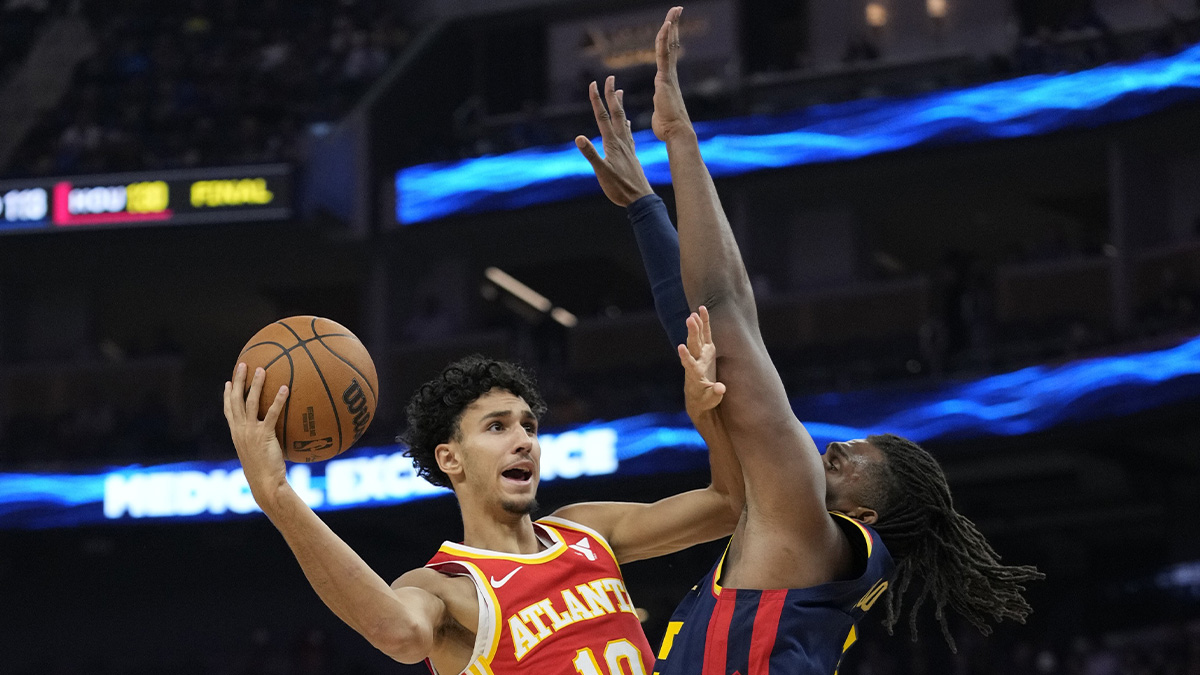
[343,379,371,442]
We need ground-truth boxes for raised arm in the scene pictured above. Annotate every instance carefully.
[575,76,689,348]
[223,365,468,664]
[651,8,846,586]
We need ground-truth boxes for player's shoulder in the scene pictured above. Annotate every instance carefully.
[829,512,894,579]
[544,502,600,528]
[392,565,475,600]
[539,509,614,545]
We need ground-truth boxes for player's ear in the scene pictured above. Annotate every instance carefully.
[845,506,879,525]
[436,442,463,479]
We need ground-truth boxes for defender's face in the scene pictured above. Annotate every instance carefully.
[823,438,885,521]
[453,388,541,514]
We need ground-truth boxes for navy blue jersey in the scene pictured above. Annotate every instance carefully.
[654,513,895,675]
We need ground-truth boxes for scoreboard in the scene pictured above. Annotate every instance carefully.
[0,164,292,233]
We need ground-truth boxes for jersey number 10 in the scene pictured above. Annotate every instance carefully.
[572,639,647,675]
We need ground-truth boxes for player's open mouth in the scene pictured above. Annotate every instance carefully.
[502,467,533,482]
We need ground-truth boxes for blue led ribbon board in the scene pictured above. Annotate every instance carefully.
[397,44,1200,224]
[1,333,1198,529]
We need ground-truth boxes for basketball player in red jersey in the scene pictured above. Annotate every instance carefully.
[223,310,737,675]
[575,7,1043,674]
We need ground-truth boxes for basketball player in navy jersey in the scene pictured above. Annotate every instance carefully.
[575,7,1044,674]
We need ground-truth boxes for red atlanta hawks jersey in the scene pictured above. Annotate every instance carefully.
[424,516,655,675]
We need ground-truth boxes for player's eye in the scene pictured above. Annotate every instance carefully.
[488,421,503,431]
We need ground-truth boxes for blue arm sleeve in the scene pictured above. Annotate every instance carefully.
[627,194,690,349]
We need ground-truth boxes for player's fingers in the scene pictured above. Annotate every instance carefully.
[589,80,613,138]
[574,136,606,170]
[655,12,672,74]
[686,313,702,356]
[677,343,696,371]
[222,381,234,425]
[669,7,682,74]
[230,363,247,423]
[605,77,627,129]
[245,367,265,421]
[699,305,714,346]
[679,343,706,376]
[262,384,289,431]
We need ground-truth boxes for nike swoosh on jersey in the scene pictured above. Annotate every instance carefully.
[489,566,524,588]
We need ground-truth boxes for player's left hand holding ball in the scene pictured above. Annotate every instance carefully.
[223,362,291,503]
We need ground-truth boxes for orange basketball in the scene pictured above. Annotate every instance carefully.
[235,316,379,463]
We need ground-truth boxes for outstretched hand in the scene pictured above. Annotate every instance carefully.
[678,306,726,414]
[575,76,654,207]
[223,363,290,500]
[652,6,694,143]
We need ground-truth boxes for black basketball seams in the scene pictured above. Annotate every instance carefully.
[274,319,307,343]
[249,318,371,458]
[237,342,296,438]
[293,338,344,456]
[280,349,296,452]
[269,320,338,456]
[311,337,377,400]
[309,317,376,400]
[238,340,285,358]
[239,341,291,371]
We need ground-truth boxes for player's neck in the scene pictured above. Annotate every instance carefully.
[460,507,543,555]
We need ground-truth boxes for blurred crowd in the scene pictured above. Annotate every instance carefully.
[0,0,54,83]
[3,0,1198,172]
[4,0,411,176]
[447,5,1200,162]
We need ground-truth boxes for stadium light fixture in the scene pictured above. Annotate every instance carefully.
[865,3,888,28]
[485,267,553,312]
[551,307,579,328]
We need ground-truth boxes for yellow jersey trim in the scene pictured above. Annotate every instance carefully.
[711,539,733,596]
[436,524,567,564]
[830,512,874,558]
[454,560,504,666]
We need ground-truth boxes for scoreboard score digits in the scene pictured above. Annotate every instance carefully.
[0,187,49,226]
[0,164,291,233]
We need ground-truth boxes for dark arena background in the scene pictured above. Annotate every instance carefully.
[2,0,1200,673]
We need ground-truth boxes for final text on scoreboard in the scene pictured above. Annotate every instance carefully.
[0,164,292,233]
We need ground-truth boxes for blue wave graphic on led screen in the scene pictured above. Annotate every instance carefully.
[1,333,1198,528]
[397,44,1200,223]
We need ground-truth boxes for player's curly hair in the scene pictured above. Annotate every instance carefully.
[400,355,547,489]
[863,433,1045,652]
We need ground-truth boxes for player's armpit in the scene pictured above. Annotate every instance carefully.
[552,488,740,565]
[386,568,477,665]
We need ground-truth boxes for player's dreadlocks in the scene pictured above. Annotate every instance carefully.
[864,433,1045,652]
